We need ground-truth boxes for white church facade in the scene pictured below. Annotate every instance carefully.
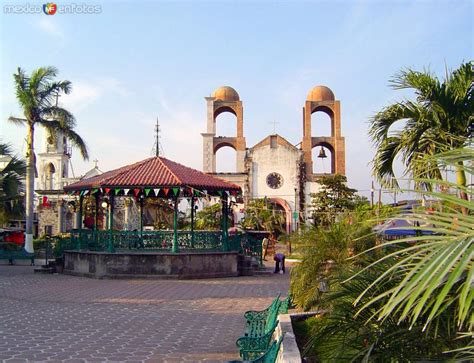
[202,85,346,233]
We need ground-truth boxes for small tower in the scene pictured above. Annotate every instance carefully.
[202,86,246,173]
[37,132,72,191]
[35,132,72,236]
[301,85,346,177]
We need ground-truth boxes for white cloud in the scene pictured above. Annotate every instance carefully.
[35,18,65,39]
[61,77,131,111]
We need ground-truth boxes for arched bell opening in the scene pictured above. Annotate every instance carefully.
[214,106,238,137]
[214,144,237,173]
[312,144,334,174]
[311,107,334,137]
[45,163,56,190]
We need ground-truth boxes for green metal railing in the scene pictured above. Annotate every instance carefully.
[54,229,263,264]
[70,229,225,252]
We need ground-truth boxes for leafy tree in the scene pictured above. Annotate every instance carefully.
[9,67,89,252]
[310,174,359,227]
[0,142,26,225]
[240,198,285,238]
[369,62,473,195]
[195,203,228,230]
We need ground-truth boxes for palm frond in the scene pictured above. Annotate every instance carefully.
[355,148,474,333]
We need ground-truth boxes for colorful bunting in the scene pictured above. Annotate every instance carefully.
[133,188,141,197]
[104,188,111,194]
[154,188,160,196]
[225,191,230,197]
[194,189,200,196]
[124,188,130,195]
[145,188,151,196]
[83,190,90,196]
[92,188,99,195]
[172,187,180,196]
[114,188,121,195]
[163,188,169,196]
[217,191,223,197]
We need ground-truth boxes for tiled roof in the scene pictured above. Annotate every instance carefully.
[64,157,241,192]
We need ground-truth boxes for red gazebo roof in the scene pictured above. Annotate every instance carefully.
[64,156,241,194]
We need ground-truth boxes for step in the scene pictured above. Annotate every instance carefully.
[34,266,55,274]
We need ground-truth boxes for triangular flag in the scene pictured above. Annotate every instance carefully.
[172,187,180,196]
[92,188,99,195]
[104,188,111,194]
[114,188,121,195]
[163,188,169,196]
[217,191,223,196]
[154,188,160,196]
[83,190,90,196]
[133,188,141,197]
[124,188,130,195]
[194,189,200,196]
[203,190,207,196]
[145,188,151,196]
[225,191,230,197]
[79,190,84,196]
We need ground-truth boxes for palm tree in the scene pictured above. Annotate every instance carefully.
[8,67,89,252]
[369,62,473,193]
[0,142,26,225]
[352,148,473,355]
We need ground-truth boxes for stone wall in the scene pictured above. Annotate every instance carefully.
[63,251,239,279]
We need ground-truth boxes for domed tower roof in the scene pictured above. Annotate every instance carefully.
[212,86,240,101]
[307,85,335,102]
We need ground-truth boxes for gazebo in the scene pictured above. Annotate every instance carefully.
[63,156,243,260]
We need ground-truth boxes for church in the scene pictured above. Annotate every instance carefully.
[202,85,346,233]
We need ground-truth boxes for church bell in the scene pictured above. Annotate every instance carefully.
[317,147,327,159]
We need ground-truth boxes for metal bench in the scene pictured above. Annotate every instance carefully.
[278,295,290,314]
[237,295,291,360]
[0,243,35,265]
[244,294,281,324]
[230,336,283,363]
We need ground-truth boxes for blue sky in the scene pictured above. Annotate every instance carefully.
[1,0,472,201]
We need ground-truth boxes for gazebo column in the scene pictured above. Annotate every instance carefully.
[139,195,144,246]
[222,195,229,252]
[190,195,195,248]
[107,195,115,253]
[94,193,99,246]
[94,194,99,230]
[77,195,84,250]
[172,196,179,253]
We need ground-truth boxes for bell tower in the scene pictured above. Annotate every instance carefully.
[301,85,345,177]
[202,86,246,173]
[37,132,72,191]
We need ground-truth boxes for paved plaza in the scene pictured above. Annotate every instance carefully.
[0,264,290,363]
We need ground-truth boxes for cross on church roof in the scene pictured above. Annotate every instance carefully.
[269,120,279,134]
[55,92,61,107]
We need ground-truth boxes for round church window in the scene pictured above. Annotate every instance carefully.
[266,172,283,189]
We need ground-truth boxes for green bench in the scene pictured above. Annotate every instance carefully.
[237,295,290,360]
[0,243,35,265]
[244,294,281,323]
[230,336,283,363]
